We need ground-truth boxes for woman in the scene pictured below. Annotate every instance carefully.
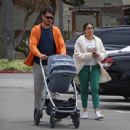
[73,23,106,120]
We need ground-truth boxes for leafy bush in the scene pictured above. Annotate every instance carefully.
[0,59,32,72]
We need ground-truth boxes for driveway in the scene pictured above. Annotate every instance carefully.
[0,73,130,130]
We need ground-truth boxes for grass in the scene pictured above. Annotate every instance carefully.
[0,59,32,72]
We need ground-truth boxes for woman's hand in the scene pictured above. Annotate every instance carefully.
[92,52,99,58]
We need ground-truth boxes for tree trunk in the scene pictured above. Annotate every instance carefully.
[15,10,33,47]
[34,11,42,25]
[1,0,15,60]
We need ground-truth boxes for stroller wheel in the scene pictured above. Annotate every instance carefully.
[50,116,56,128]
[34,108,41,125]
[71,112,80,128]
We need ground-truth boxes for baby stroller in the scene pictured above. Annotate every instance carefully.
[34,55,80,128]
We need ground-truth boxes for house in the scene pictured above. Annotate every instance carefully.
[67,0,130,34]
[1,0,130,40]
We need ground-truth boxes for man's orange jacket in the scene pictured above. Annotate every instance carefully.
[24,24,66,66]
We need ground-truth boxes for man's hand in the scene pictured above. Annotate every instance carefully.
[92,52,99,58]
[39,54,48,60]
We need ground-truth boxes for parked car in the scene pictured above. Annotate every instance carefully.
[66,25,130,99]
[94,25,130,50]
[100,51,130,99]
[66,25,130,56]
[75,50,130,100]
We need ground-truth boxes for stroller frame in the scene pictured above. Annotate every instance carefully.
[34,57,80,128]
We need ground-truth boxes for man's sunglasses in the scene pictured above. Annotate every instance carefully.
[45,16,53,20]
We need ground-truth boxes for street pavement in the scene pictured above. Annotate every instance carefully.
[0,73,130,130]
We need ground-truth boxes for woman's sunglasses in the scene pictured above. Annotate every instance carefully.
[45,16,53,20]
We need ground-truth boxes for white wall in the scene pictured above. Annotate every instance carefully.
[122,0,130,5]
[14,6,38,30]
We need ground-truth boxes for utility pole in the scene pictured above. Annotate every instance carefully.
[58,0,64,35]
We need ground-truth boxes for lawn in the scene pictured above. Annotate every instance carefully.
[0,59,32,72]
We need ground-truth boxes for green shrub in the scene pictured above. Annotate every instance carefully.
[0,59,32,72]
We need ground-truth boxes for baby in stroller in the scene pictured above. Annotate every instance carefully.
[34,55,80,128]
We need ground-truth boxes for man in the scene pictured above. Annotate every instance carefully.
[24,7,66,119]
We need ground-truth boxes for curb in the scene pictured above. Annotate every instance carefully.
[0,71,32,73]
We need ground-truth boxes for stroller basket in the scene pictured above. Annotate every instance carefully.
[47,55,77,93]
[46,98,75,119]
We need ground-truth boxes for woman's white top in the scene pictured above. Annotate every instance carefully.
[85,38,97,66]
[73,34,106,74]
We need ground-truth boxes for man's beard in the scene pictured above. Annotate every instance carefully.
[44,20,52,27]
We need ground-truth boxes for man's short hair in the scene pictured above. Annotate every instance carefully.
[42,6,54,16]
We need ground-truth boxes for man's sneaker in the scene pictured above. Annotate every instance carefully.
[80,111,88,119]
[39,110,43,118]
[34,108,43,119]
[95,111,104,120]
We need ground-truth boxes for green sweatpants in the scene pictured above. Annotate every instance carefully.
[78,65,100,109]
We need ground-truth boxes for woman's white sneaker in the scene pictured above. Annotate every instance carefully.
[95,111,104,120]
[80,111,88,119]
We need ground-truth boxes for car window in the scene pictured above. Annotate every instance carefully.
[95,29,130,47]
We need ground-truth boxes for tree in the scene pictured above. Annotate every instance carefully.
[14,0,50,49]
[0,0,85,59]
[0,0,15,60]
[14,0,84,48]
[14,0,85,56]
[14,0,58,57]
